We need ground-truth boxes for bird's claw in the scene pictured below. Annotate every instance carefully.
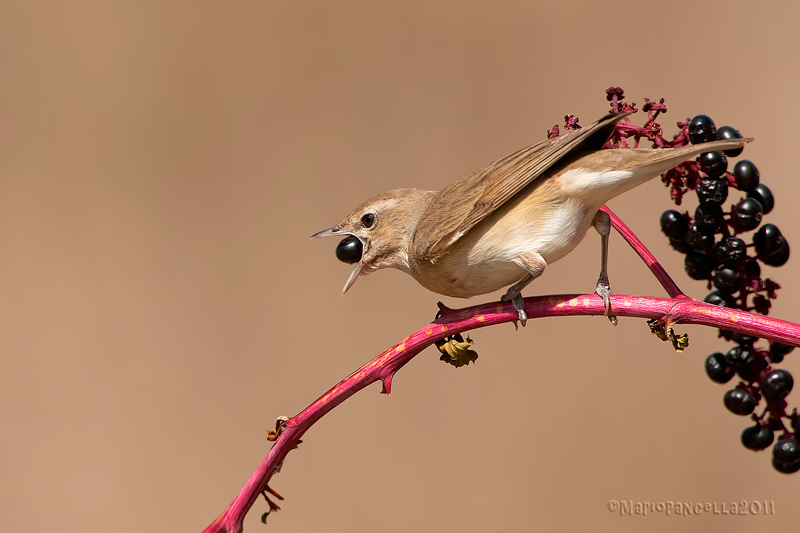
[501,289,527,327]
[595,276,617,326]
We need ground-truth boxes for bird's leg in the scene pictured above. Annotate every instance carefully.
[501,278,531,327]
[592,210,617,326]
[501,251,546,327]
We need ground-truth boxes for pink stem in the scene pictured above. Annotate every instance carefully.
[202,294,800,533]
[601,205,687,299]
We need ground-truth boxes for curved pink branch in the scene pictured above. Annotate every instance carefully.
[202,293,800,533]
[601,205,687,299]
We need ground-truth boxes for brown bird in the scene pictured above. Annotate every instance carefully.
[312,113,749,325]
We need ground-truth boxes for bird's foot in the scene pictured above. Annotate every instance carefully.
[501,288,527,327]
[595,274,617,326]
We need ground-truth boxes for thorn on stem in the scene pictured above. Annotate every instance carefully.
[435,301,454,320]
[380,372,394,395]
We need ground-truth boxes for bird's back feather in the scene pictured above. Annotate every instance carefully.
[411,113,630,263]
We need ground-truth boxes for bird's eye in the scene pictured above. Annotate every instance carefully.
[361,213,376,228]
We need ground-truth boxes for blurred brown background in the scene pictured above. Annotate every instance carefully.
[1,1,798,532]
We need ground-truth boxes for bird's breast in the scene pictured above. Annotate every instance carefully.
[410,181,600,298]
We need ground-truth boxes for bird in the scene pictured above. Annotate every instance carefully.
[311,112,750,326]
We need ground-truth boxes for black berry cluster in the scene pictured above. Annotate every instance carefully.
[654,112,797,474]
[706,342,798,472]
[565,89,797,474]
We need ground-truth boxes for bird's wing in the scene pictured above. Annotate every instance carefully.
[412,112,629,263]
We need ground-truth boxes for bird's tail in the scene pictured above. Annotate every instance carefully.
[625,137,753,180]
[562,137,753,203]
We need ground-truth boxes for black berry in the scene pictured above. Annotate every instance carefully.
[723,388,757,415]
[704,290,735,307]
[725,345,757,381]
[713,268,742,294]
[335,236,362,264]
[689,114,717,144]
[668,238,690,254]
[733,198,763,231]
[685,224,715,250]
[705,352,735,383]
[748,183,774,214]
[694,204,723,233]
[730,331,757,345]
[760,369,794,402]
[699,151,728,178]
[741,424,774,450]
[733,160,759,191]
[761,239,790,267]
[660,210,688,240]
[754,224,784,256]
[716,125,744,157]
[772,439,800,474]
[696,178,728,207]
[771,342,795,358]
[713,237,747,268]
[685,250,714,279]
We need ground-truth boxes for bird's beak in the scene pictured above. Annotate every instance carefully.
[342,262,364,295]
[309,226,343,239]
[310,225,365,295]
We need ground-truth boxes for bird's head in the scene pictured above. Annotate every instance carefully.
[311,188,434,294]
